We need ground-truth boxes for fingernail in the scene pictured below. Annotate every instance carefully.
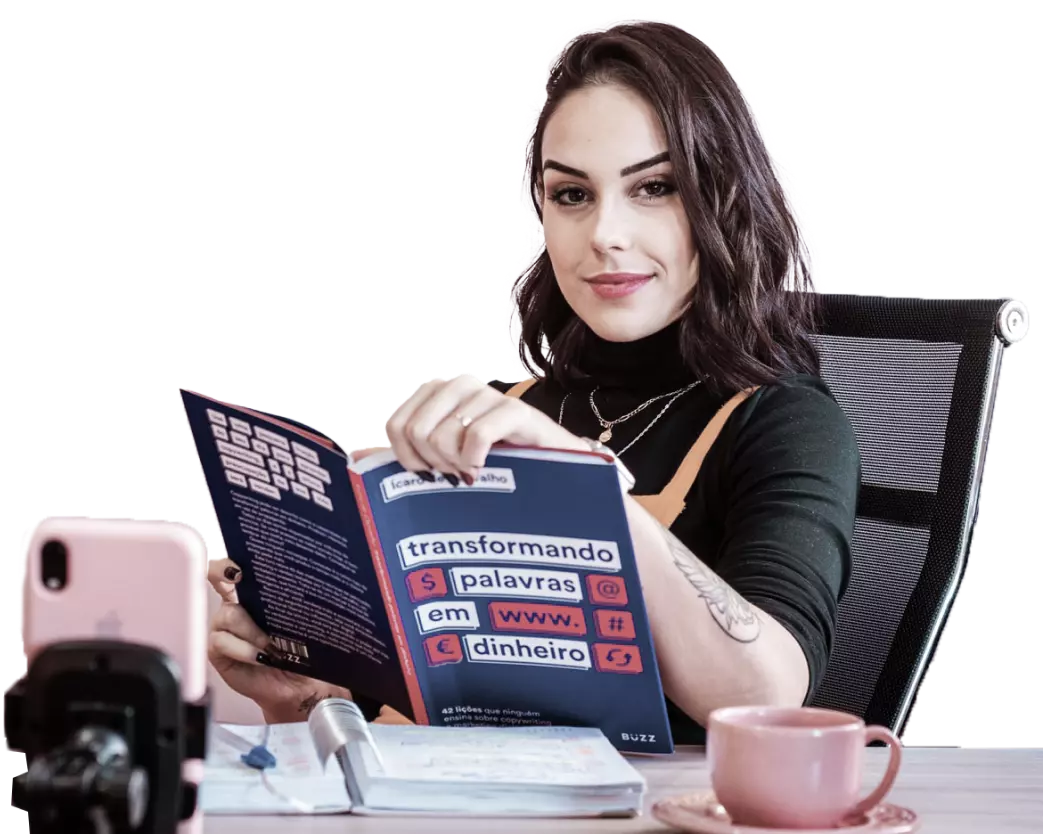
[461,472,474,486]
[413,470,436,482]
[224,566,241,581]
[443,473,460,487]
[265,642,287,660]
[256,652,272,665]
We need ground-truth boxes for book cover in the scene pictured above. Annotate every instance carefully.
[181,389,674,753]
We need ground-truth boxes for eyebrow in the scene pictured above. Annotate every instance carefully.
[543,151,670,180]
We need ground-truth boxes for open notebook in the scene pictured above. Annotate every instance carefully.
[200,698,647,817]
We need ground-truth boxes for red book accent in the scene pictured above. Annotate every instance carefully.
[348,470,429,725]
[423,634,463,666]
[592,643,643,674]
[594,609,636,640]
[587,574,628,606]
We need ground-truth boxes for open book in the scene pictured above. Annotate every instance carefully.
[200,699,647,817]
[181,389,673,754]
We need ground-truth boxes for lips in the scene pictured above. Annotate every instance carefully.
[589,272,651,283]
[585,272,653,299]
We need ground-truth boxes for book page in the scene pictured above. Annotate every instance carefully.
[350,444,609,473]
[351,444,635,493]
[359,725,644,787]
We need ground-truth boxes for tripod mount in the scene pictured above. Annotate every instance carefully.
[5,640,209,834]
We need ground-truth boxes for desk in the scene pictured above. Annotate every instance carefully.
[205,746,1043,833]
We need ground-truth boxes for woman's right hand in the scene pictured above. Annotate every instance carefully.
[207,558,351,722]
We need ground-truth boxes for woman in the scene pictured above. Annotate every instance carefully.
[208,20,860,744]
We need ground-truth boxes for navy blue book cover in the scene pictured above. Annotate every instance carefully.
[181,389,673,754]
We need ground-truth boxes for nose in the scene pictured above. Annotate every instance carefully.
[590,196,632,253]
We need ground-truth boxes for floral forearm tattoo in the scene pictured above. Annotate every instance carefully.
[662,526,761,643]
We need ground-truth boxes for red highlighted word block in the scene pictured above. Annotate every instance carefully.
[424,634,463,666]
[594,609,636,640]
[488,601,586,637]
[407,567,447,602]
[592,643,643,675]
[586,574,628,606]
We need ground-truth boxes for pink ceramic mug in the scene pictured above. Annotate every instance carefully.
[706,705,902,829]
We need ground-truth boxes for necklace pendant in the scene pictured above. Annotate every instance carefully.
[598,428,613,443]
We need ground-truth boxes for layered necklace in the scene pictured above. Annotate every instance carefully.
[558,379,701,456]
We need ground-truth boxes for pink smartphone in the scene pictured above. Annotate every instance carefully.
[22,516,209,833]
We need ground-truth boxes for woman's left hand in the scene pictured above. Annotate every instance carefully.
[384,375,586,485]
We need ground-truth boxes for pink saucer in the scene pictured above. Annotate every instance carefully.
[652,791,920,834]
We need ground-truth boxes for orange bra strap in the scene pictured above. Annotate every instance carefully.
[641,386,760,527]
[503,379,539,398]
[632,492,683,530]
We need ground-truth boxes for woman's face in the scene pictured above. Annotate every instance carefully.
[540,83,698,343]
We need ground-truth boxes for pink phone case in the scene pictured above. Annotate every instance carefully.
[22,516,209,834]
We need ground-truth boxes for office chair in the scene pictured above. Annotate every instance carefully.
[806,294,1029,735]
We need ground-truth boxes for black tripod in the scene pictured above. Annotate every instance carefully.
[5,640,209,833]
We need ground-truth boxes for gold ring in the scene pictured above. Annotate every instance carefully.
[456,413,473,428]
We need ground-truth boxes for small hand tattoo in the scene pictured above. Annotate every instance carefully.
[663,528,761,642]
[298,692,333,715]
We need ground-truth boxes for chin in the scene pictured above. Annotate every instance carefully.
[577,306,674,343]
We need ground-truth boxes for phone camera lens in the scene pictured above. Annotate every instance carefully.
[41,539,68,590]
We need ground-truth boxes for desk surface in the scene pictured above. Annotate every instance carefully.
[205,746,1043,833]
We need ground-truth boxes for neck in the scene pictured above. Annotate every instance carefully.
[569,318,697,394]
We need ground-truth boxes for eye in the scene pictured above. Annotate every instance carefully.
[636,177,677,201]
[549,186,588,207]
[547,177,676,209]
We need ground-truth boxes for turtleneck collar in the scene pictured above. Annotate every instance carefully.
[569,318,698,394]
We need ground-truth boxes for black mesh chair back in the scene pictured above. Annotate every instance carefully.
[805,294,1028,735]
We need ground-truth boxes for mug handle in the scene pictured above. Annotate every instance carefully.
[849,725,902,818]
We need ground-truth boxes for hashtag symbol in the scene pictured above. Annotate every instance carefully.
[608,615,624,632]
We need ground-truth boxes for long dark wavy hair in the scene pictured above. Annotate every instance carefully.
[513,21,821,397]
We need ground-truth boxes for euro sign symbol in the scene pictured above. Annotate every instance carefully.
[605,648,633,667]
[436,637,453,655]
[420,571,437,591]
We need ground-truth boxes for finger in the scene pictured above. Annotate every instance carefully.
[209,629,267,667]
[211,599,272,652]
[428,386,503,481]
[387,379,443,424]
[458,398,533,469]
[207,558,242,602]
[349,446,389,462]
[385,380,447,473]
[373,705,415,725]
[402,376,485,480]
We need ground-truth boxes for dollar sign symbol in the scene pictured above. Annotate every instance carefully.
[421,571,436,591]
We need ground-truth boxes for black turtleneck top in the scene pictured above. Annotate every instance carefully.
[489,320,860,745]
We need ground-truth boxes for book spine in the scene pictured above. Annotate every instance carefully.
[348,470,429,725]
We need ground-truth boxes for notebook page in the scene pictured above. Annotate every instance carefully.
[199,723,352,815]
[360,724,645,788]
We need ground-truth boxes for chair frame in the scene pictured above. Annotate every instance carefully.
[805,293,1026,738]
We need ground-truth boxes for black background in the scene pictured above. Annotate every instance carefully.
[12,11,1038,742]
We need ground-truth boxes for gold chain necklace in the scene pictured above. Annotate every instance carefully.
[557,380,701,455]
